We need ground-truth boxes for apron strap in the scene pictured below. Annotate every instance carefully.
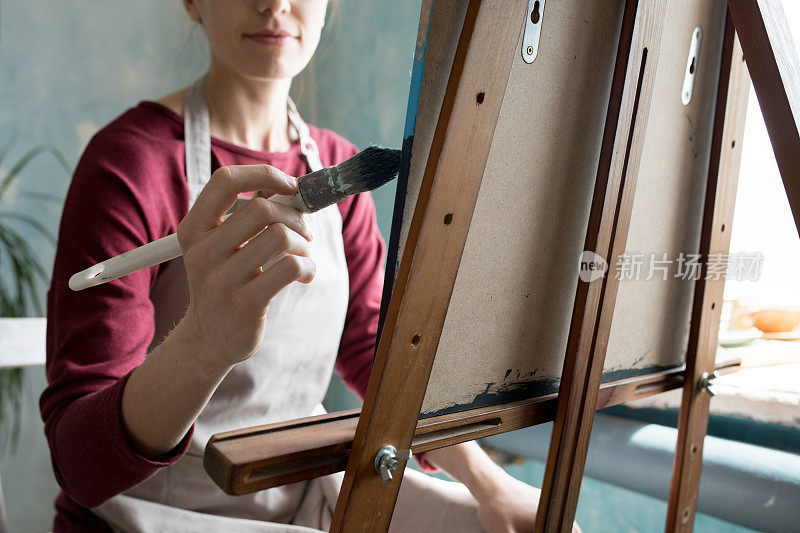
[287,96,324,172]
[183,76,211,204]
[183,75,324,207]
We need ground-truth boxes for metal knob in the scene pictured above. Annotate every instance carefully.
[698,370,720,397]
[374,445,412,484]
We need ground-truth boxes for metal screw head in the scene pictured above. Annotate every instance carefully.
[698,370,720,397]
[374,445,412,484]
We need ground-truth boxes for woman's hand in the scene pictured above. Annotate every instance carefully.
[122,164,313,457]
[423,442,582,533]
[474,473,582,533]
[475,473,540,533]
[176,164,315,368]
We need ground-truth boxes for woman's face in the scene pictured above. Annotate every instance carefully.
[184,0,329,81]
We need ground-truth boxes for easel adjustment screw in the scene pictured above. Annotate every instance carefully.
[374,445,412,484]
[698,370,720,397]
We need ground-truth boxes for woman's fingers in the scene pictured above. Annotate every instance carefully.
[210,195,312,257]
[183,164,298,236]
[247,254,316,305]
[225,223,311,281]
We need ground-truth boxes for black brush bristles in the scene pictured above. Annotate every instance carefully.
[297,146,401,212]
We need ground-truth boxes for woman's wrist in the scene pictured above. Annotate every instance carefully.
[459,449,510,502]
[424,441,508,502]
[176,311,240,378]
[121,314,235,457]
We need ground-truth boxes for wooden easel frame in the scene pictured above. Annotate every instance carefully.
[204,0,800,530]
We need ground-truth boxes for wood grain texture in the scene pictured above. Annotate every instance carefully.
[665,13,751,531]
[330,1,527,530]
[728,0,800,236]
[204,409,360,495]
[203,360,741,496]
[536,1,669,530]
[390,0,462,277]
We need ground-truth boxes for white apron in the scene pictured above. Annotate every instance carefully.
[92,78,483,533]
[92,77,350,531]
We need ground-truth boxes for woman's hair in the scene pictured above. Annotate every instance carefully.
[291,0,342,122]
[328,0,340,27]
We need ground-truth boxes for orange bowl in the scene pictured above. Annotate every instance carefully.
[750,309,800,333]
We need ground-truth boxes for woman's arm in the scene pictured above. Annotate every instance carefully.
[121,164,316,456]
[424,442,582,533]
[119,317,232,457]
[42,130,197,508]
[42,132,315,506]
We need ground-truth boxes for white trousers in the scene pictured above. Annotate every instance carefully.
[93,468,482,532]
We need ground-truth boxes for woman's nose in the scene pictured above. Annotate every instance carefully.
[255,0,291,16]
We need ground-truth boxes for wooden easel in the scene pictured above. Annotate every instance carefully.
[203,0,800,531]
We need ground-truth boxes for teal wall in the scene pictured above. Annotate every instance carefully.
[293,0,421,236]
[0,1,210,305]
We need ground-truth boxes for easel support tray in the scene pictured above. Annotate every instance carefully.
[203,357,740,496]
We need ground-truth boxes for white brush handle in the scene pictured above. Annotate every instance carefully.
[68,194,304,291]
[69,233,184,291]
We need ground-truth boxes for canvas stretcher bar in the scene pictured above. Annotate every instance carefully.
[536,0,669,529]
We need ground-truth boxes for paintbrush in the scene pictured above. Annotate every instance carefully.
[69,146,400,291]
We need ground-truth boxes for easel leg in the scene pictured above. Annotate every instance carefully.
[665,12,750,532]
[329,0,525,530]
[535,1,668,531]
[728,0,800,235]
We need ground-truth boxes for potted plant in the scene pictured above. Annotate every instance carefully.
[0,139,69,455]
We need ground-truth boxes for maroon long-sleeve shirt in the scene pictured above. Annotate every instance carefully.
[39,102,397,531]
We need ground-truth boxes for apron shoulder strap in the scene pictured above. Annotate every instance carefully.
[183,76,324,206]
[183,76,212,203]
[287,96,324,172]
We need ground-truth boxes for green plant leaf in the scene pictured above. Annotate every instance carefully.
[0,140,71,455]
[17,189,64,205]
[0,235,29,315]
[0,367,24,458]
[0,144,71,199]
[0,137,17,168]
[0,210,58,244]
[0,227,48,315]
[1,229,49,281]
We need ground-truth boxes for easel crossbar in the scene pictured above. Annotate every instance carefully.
[204,361,740,496]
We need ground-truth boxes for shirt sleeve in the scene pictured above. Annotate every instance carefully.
[39,129,192,509]
[334,191,385,399]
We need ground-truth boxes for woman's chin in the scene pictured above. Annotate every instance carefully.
[235,56,311,83]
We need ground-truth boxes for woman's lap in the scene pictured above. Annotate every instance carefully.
[94,467,481,532]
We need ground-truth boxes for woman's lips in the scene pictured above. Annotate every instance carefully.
[243,31,297,46]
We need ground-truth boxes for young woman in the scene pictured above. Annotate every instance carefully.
[41,1,578,531]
